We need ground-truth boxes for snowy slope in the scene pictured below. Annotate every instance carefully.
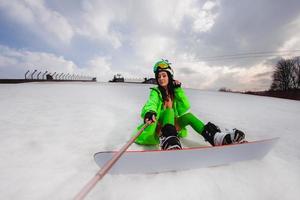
[0,82,299,200]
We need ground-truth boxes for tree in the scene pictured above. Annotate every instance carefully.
[270,58,297,91]
[219,87,231,92]
[292,57,300,89]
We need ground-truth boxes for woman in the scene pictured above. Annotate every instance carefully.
[135,59,245,150]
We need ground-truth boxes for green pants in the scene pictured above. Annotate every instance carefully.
[159,108,205,134]
[135,109,206,145]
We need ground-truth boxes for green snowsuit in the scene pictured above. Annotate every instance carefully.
[134,86,205,145]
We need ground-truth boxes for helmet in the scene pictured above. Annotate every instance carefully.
[153,59,174,77]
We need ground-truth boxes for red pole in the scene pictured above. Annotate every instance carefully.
[74,122,150,200]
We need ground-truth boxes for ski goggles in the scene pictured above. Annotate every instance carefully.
[153,62,174,76]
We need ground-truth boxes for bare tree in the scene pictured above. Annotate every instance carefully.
[270,58,295,91]
[293,57,300,89]
[219,87,232,92]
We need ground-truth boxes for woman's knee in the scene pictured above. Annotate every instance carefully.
[182,112,196,120]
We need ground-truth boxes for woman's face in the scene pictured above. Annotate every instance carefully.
[157,71,169,87]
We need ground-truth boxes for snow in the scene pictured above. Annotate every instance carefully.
[0,82,299,200]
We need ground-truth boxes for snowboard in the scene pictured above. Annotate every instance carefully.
[94,137,279,174]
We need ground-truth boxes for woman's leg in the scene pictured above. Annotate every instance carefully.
[161,108,175,126]
[177,113,245,146]
[177,112,205,134]
[159,108,181,150]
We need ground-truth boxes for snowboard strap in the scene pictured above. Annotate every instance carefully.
[213,132,227,146]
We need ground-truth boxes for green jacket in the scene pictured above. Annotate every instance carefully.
[134,86,190,145]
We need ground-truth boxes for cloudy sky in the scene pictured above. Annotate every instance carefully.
[0,0,300,91]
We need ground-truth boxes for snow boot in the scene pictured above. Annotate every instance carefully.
[202,122,245,146]
[159,124,182,150]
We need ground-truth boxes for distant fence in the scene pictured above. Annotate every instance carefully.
[0,70,97,84]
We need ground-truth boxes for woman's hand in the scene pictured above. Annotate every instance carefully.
[144,111,156,124]
[173,80,181,88]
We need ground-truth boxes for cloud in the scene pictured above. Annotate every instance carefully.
[72,0,128,49]
[0,0,74,45]
[0,45,116,81]
[1,0,300,91]
[254,71,273,78]
[190,0,300,66]
[84,55,113,81]
[0,45,78,78]
[178,67,197,75]
[132,35,177,62]
[172,56,274,91]
[279,15,300,57]
[190,0,219,33]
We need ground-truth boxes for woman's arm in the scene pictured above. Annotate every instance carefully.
[174,82,191,114]
[141,88,161,119]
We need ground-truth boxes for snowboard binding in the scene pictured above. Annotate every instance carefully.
[202,122,246,146]
[159,124,182,150]
[223,128,246,144]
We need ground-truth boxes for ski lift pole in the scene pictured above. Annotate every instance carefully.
[74,122,151,200]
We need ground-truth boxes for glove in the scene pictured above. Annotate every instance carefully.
[144,111,157,124]
[173,80,181,88]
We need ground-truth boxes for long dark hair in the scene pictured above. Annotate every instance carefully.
[155,71,175,102]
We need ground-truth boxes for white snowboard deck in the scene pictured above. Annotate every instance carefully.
[94,138,279,174]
